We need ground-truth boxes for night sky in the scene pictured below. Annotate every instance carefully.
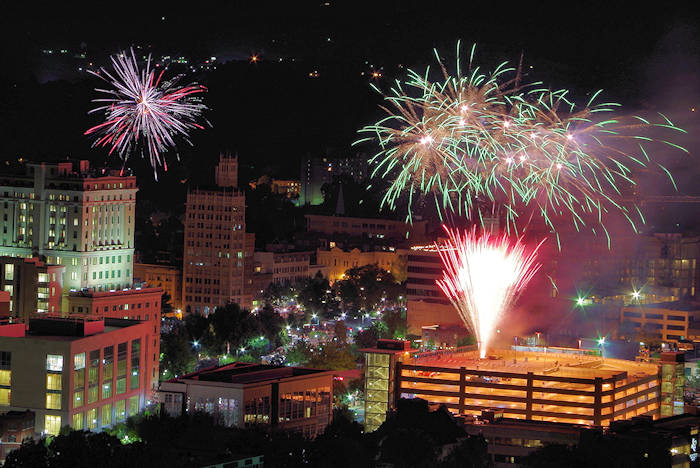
[1,2,699,211]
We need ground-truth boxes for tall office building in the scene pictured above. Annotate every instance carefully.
[0,161,137,294]
[183,155,253,315]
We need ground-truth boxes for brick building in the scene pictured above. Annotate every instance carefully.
[133,263,182,311]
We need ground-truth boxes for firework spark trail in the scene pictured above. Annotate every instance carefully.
[85,48,209,177]
[435,226,543,358]
[356,42,687,236]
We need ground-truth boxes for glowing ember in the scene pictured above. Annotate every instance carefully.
[435,226,543,358]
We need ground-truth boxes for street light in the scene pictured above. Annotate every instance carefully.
[598,336,606,360]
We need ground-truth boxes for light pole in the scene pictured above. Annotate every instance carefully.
[598,337,606,361]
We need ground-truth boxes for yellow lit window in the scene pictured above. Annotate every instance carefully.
[116,400,126,422]
[73,412,83,430]
[0,388,10,405]
[87,408,98,429]
[46,392,61,410]
[44,415,61,436]
[102,403,112,427]
[47,373,62,390]
[0,370,10,386]
[73,390,84,408]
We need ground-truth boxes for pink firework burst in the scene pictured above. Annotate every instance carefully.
[85,48,208,177]
[435,226,543,358]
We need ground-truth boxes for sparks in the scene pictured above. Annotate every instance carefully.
[85,48,209,178]
[435,226,543,359]
[356,42,687,235]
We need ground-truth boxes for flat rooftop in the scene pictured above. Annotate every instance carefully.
[175,362,331,385]
[625,300,700,311]
[410,348,658,381]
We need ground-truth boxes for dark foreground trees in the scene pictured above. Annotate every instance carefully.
[5,400,487,468]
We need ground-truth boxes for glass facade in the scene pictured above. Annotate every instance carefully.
[364,352,391,432]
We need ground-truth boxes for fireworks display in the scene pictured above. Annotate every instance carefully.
[435,226,543,358]
[356,42,687,237]
[85,49,209,177]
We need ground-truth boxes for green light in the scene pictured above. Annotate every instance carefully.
[576,297,586,306]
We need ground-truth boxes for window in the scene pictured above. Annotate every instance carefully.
[73,390,84,408]
[116,377,126,395]
[116,399,126,422]
[46,393,61,410]
[0,351,11,389]
[44,415,61,436]
[4,264,13,280]
[103,381,112,399]
[46,373,62,390]
[103,346,114,380]
[87,408,98,429]
[117,342,127,377]
[0,389,9,405]
[46,354,63,372]
[130,339,140,390]
[129,395,139,416]
[73,412,84,430]
[102,403,112,427]
[88,385,98,404]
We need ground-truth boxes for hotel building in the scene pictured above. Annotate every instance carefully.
[0,317,156,435]
[1,256,64,320]
[0,161,137,294]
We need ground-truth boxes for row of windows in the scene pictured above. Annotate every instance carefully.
[623,311,687,322]
[45,395,140,436]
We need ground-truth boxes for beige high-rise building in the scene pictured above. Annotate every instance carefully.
[183,155,253,315]
[0,161,137,295]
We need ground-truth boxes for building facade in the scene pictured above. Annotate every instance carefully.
[403,246,460,334]
[0,317,156,435]
[316,246,405,283]
[0,161,137,294]
[305,214,428,243]
[158,362,333,438]
[183,155,254,314]
[1,256,64,320]
[620,301,700,343]
[133,263,182,311]
[0,410,34,462]
[299,156,367,206]
[253,251,312,286]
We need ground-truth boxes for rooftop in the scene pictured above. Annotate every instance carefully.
[173,362,331,385]
[624,300,700,311]
[0,317,144,340]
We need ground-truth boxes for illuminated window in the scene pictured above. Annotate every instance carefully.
[38,273,49,283]
[103,381,112,399]
[72,412,83,430]
[73,390,84,408]
[0,389,10,405]
[44,415,61,435]
[46,392,61,410]
[102,403,112,427]
[4,264,13,280]
[46,373,62,390]
[116,399,126,422]
[88,385,98,404]
[116,377,126,395]
[129,395,139,416]
[46,354,63,372]
[0,370,10,386]
[87,408,98,429]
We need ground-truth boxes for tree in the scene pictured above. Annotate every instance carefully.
[297,271,334,318]
[257,304,284,346]
[209,303,260,355]
[160,292,174,316]
[160,324,196,378]
[334,320,348,344]
[286,340,311,366]
[307,341,357,370]
[334,264,404,313]
[308,407,372,468]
